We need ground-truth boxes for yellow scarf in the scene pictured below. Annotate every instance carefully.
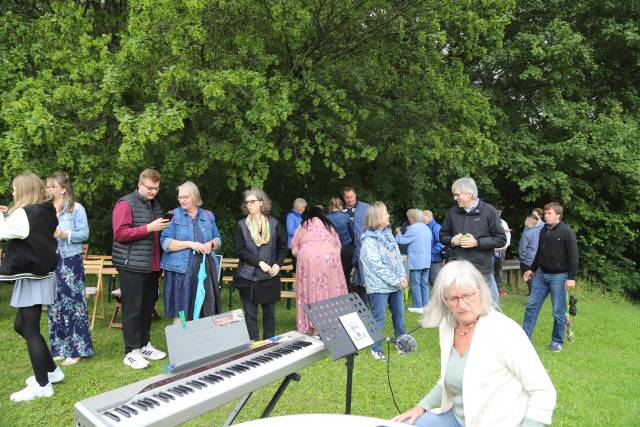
[246,215,270,246]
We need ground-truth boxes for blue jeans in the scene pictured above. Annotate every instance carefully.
[413,409,462,427]
[409,269,430,308]
[369,290,406,353]
[523,270,568,345]
[482,272,499,303]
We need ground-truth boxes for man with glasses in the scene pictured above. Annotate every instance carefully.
[112,168,170,369]
[440,177,506,302]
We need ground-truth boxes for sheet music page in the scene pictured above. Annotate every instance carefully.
[339,312,374,350]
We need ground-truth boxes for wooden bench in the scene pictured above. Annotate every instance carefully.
[501,260,521,289]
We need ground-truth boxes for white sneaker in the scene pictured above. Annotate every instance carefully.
[371,350,387,361]
[124,349,150,369]
[140,342,166,360]
[10,383,53,402]
[408,307,424,314]
[25,367,64,387]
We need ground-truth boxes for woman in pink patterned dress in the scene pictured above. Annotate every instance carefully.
[292,206,348,334]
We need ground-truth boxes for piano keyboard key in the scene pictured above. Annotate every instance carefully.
[77,332,326,426]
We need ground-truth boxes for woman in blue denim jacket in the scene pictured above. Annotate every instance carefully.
[360,201,407,361]
[161,181,222,324]
[46,172,93,366]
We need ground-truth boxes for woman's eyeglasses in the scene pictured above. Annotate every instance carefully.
[445,291,477,305]
[245,199,260,205]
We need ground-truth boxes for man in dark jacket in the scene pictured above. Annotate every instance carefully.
[440,177,506,301]
[112,168,170,369]
[523,202,578,353]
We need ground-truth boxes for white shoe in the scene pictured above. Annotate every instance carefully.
[408,307,424,314]
[10,383,53,402]
[371,350,387,361]
[124,350,150,369]
[25,367,64,387]
[140,342,166,360]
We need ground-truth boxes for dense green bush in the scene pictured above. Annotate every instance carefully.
[0,1,638,296]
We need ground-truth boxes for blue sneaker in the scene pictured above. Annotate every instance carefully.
[548,342,563,352]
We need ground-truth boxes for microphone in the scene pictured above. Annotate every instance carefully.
[385,324,422,354]
[395,334,417,353]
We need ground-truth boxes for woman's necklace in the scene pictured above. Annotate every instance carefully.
[455,321,477,337]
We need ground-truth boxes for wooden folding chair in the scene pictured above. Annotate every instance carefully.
[84,259,105,330]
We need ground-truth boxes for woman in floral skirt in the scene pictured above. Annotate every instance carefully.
[46,172,93,365]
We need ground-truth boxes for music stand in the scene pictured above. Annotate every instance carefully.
[303,293,383,414]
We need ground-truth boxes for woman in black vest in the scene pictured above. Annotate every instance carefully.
[0,173,61,402]
[233,189,287,341]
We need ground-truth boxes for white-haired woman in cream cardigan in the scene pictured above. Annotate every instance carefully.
[393,260,556,427]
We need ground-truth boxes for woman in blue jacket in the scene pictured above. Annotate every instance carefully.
[46,172,93,366]
[161,181,222,323]
[360,202,407,360]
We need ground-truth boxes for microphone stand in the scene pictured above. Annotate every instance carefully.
[345,354,355,414]
[386,323,423,344]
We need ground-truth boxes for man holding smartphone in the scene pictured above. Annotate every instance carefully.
[112,168,170,369]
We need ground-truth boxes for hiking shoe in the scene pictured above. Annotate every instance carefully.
[25,367,64,387]
[371,350,387,360]
[140,342,166,360]
[10,382,53,402]
[548,342,563,352]
[407,307,424,314]
[124,349,150,369]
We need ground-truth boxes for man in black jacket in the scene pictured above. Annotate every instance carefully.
[523,202,578,353]
[440,177,506,301]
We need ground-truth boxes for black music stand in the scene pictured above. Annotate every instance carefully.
[303,293,383,414]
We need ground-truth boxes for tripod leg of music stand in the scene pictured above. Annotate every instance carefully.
[345,354,354,415]
[260,373,301,418]
[223,392,253,426]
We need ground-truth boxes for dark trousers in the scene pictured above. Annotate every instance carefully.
[120,270,159,354]
[494,251,505,289]
[240,294,276,341]
[340,244,355,289]
[14,305,56,387]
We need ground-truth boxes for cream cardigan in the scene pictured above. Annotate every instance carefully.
[428,310,556,427]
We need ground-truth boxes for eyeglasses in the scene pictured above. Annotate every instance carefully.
[178,195,190,200]
[445,291,477,305]
[140,181,160,192]
[245,199,260,205]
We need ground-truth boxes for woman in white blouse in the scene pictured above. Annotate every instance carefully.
[393,260,556,427]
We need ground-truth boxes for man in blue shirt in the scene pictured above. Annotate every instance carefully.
[343,186,370,304]
[423,210,445,287]
[285,198,306,270]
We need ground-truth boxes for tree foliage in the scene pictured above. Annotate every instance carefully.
[0,0,638,296]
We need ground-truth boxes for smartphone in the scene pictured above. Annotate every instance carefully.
[163,212,174,221]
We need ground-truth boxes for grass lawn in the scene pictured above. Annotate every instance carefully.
[0,282,638,426]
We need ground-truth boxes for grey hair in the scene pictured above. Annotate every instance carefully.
[241,188,272,215]
[177,181,203,207]
[451,176,478,199]
[293,198,307,210]
[421,260,496,328]
[406,209,424,223]
[364,201,389,230]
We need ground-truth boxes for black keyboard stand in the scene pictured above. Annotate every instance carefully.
[303,293,382,415]
[222,373,301,426]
